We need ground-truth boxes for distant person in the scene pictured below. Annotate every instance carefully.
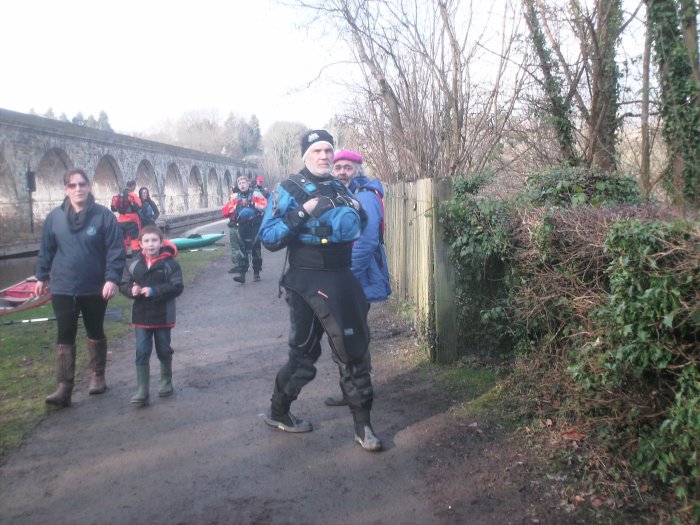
[259,129,382,452]
[255,176,270,198]
[325,149,392,407]
[111,180,142,256]
[138,187,160,227]
[222,175,267,283]
[34,168,126,408]
[120,225,184,406]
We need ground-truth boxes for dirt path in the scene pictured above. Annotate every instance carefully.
[0,233,578,525]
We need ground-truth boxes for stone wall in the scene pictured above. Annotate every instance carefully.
[0,108,255,254]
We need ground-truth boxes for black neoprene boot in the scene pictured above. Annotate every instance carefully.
[353,414,383,452]
[264,410,313,433]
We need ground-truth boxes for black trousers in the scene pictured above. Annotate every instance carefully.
[271,289,373,421]
[51,295,107,344]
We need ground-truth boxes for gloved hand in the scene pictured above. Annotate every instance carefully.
[309,196,336,218]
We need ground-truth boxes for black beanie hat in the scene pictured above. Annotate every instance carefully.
[301,129,334,158]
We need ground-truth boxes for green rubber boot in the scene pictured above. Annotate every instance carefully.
[158,361,173,397]
[130,365,150,406]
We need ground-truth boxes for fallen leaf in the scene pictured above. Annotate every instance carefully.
[562,429,586,441]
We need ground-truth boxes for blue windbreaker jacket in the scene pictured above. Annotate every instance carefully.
[349,176,392,302]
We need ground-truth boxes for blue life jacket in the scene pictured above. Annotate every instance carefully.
[236,207,258,223]
[281,174,362,245]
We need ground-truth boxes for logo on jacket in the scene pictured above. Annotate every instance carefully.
[86,226,97,236]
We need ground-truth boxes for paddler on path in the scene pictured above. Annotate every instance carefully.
[259,129,382,452]
[222,175,267,284]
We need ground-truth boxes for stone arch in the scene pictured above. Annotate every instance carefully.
[0,151,22,244]
[135,159,159,208]
[188,166,203,210]
[207,168,220,207]
[35,148,72,220]
[93,155,122,206]
[164,163,183,214]
[224,170,233,199]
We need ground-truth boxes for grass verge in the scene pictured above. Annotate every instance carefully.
[0,245,224,459]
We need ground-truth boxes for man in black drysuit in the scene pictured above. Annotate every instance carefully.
[259,129,382,452]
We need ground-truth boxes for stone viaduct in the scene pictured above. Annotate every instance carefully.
[0,108,257,252]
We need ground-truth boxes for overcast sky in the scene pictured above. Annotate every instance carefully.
[2,0,350,135]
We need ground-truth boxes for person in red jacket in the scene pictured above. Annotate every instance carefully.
[111,180,142,255]
[221,175,268,283]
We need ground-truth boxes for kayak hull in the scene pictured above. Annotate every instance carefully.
[0,277,51,315]
[170,233,225,250]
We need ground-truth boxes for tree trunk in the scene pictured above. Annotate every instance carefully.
[523,0,580,166]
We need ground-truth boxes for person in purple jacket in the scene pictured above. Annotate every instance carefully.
[325,149,392,407]
[34,168,126,408]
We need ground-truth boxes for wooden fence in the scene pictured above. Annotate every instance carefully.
[383,179,459,364]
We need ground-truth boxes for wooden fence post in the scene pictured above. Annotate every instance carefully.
[384,178,458,363]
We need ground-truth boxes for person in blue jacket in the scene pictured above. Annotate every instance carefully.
[34,168,126,408]
[259,129,383,452]
[325,149,392,407]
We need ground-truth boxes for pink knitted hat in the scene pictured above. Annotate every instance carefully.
[333,149,364,164]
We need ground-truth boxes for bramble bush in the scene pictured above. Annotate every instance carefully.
[571,219,699,507]
[440,166,699,519]
[520,166,642,207]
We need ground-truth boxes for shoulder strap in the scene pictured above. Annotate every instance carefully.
[281,173,319,205]
[128,259,139,276]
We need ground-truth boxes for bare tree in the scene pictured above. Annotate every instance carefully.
[290,0,526,182]
[522,0,630,172]
[261,121,307,181]
[174,110,224,153]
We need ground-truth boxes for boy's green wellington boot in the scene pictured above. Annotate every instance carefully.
[158,361,173,397]
[130,365,150,406]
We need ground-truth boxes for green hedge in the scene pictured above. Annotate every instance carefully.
[440,167,699,517]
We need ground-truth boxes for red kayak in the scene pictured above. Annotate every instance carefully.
[0,277,51,316]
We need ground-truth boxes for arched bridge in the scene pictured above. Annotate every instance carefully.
[0,108,256,250]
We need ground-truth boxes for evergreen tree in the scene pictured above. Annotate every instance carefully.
[71,112,85,126]
[97,111,113,131]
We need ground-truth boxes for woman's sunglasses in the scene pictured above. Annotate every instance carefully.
[65,182,89,189]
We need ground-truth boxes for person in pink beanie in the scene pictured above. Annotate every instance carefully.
[324,149,392,408]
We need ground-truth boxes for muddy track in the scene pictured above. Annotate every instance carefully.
[0,236,580,525]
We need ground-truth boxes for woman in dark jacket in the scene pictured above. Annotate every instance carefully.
[34,168,126,408]
[138,187,160,227]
